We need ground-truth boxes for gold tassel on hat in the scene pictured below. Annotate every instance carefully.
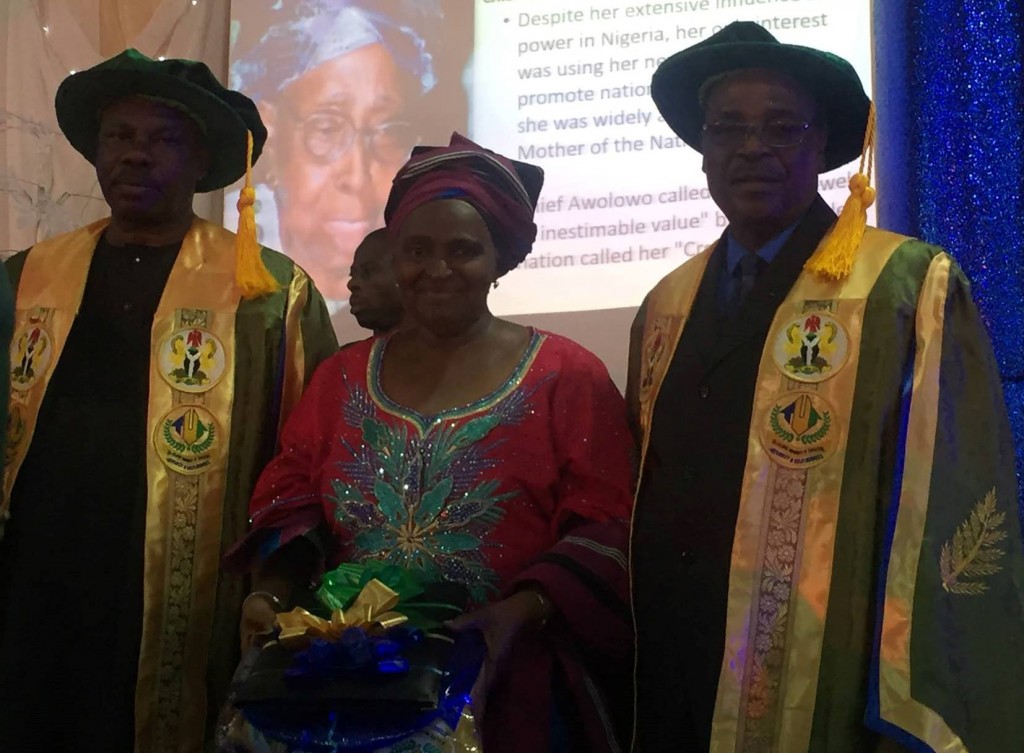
[804,102,877,280]
[235,130,280,298]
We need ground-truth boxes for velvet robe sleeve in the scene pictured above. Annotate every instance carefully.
[273,262,338,431]
[868,253,1024,753]
[222,353,342,572]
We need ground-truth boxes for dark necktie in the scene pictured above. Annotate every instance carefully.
[731,252,765,311]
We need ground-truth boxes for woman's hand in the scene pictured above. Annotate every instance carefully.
[239,592,282,652]
[446,588,554,715]
[239,539,319,652]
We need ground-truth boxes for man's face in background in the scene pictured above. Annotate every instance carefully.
[347,229,404,334]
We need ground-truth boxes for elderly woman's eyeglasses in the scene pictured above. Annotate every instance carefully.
[702,120,812,149]
[285,112,419,165]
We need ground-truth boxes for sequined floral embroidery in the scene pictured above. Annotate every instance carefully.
[328,374,543,603]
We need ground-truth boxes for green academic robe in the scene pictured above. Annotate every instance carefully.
[0,217,337,753]
[629,224,1024,752]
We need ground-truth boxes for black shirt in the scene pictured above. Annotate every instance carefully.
[0,234,180,752]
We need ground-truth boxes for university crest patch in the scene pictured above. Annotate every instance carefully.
[154,405,222,475]
[10,324,53,391]
[772,313,849,383]
[761,391,839,469]
[158,328,226,393]
[640,315,675,401]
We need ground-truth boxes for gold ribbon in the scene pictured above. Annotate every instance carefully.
[276,579,409,649]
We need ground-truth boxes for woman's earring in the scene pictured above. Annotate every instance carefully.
[492,280,500,290]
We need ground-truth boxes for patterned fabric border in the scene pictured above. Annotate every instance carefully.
[154,308,208,752]
[741,466,810,750]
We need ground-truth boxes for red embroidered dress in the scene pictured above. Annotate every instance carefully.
[230,330,635,751]
[240,330,632,603]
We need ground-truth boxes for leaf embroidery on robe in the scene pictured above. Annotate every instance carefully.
[328,377,542,603]
[940,488,1007,596]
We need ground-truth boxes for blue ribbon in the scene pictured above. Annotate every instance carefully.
[242,629,486,752]
[284,626,423,684]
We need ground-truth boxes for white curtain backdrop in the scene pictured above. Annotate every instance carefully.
[0,0,230,253]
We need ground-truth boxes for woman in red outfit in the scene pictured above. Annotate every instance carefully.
[226,134,634,753]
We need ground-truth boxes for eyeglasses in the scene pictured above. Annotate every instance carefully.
[283,111,419,165]
[702,120,813,149]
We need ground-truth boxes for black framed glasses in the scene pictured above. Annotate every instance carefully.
[702,120,813,149]
[284,111,419,165]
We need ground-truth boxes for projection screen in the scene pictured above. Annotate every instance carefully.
[226,0,873,385]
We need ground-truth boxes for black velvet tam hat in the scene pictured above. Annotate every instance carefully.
[55,48,267,192]
[651,22,870,171]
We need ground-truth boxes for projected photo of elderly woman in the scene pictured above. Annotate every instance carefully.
[228,0,471,309]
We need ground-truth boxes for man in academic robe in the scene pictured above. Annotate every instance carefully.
[627,22,1024,753]
[0,50,337,753]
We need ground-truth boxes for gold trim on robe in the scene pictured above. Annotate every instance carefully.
[628,247,714,750]
[710,229,906,753]
[6,218,245,753]
[277,265,311,435]
[2,219,106,522]
[634,248,715,466]
[633,228,919,752]
[876,254,964,750]
[138,220,241,753]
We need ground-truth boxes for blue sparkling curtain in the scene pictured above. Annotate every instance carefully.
[874,0,1024,518]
